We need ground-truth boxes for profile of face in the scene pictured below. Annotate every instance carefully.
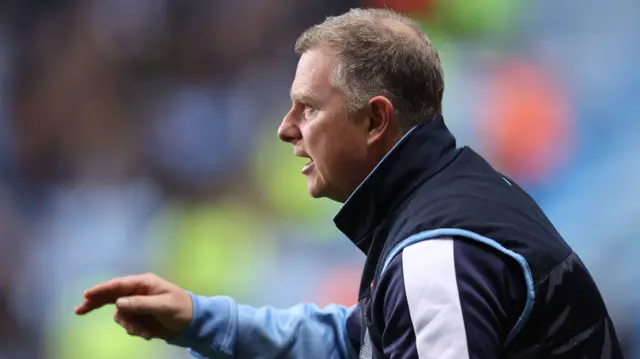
[278,48,396,203]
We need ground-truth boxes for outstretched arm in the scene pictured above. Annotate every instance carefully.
[75,273,360,359]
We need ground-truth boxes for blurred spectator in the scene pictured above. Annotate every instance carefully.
[478,58,573,187]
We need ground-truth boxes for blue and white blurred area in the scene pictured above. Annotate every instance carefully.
[0,0,638,358]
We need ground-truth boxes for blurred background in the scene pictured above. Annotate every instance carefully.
[0,0,638,358]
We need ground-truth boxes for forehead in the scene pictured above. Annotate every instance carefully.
[290,48,337,102]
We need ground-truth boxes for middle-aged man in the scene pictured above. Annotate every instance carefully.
[75,8,623,359]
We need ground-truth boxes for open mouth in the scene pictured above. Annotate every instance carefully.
[302,160,315,174]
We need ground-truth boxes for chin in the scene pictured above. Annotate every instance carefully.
[307,185,327,199]
[307,182,345,202]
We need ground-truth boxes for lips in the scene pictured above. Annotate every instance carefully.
[295,150,314,174]
[302,160,315,174]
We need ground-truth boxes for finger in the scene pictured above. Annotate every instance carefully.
[84,274,150,300]
[75,300,102,315]
[116,295,170,315]
[75,288,134,316]
[113,311,153,340]
[76,275,154,316]
[75,298,120,315]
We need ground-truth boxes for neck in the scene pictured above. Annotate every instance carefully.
[340,131,403,203]
[385,132,404,154]
[333,115,458,247]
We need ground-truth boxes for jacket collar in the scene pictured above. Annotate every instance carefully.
[333,115,458,252]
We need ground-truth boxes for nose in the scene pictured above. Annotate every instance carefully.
[278,109,301,143]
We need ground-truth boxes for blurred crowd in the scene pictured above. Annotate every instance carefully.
[0,0,639,358]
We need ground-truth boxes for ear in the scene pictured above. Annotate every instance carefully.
[365,96,395,145]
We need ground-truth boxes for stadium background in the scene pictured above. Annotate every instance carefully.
[0,0,639,358]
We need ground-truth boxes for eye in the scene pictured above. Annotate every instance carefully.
[303,104,316,116]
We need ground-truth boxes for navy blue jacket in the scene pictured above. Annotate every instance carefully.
[169,116,623,359]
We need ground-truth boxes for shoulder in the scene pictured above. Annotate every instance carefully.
[379,236,524,292]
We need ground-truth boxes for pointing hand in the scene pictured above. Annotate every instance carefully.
[75,273,193,341]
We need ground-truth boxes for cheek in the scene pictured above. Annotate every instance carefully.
[303,112,367,173]
[315,128,365,174]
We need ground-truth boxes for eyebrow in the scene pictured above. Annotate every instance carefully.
[290,91,320,104]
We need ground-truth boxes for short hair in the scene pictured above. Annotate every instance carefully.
[295,8,444,132]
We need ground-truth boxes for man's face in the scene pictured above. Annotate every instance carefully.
[278,48,372,202]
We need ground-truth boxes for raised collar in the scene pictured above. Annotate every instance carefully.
[333,115,458,252]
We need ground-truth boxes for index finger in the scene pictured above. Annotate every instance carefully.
[83,275,148,300]
[76,275,148,315]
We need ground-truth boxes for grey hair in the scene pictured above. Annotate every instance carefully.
[295,8,444,132]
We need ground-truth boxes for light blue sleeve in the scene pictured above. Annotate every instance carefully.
[167,293,359,359]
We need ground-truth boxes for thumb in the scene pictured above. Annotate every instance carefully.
[116,295,170,315]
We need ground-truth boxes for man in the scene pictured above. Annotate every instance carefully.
[75,8,623,359]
